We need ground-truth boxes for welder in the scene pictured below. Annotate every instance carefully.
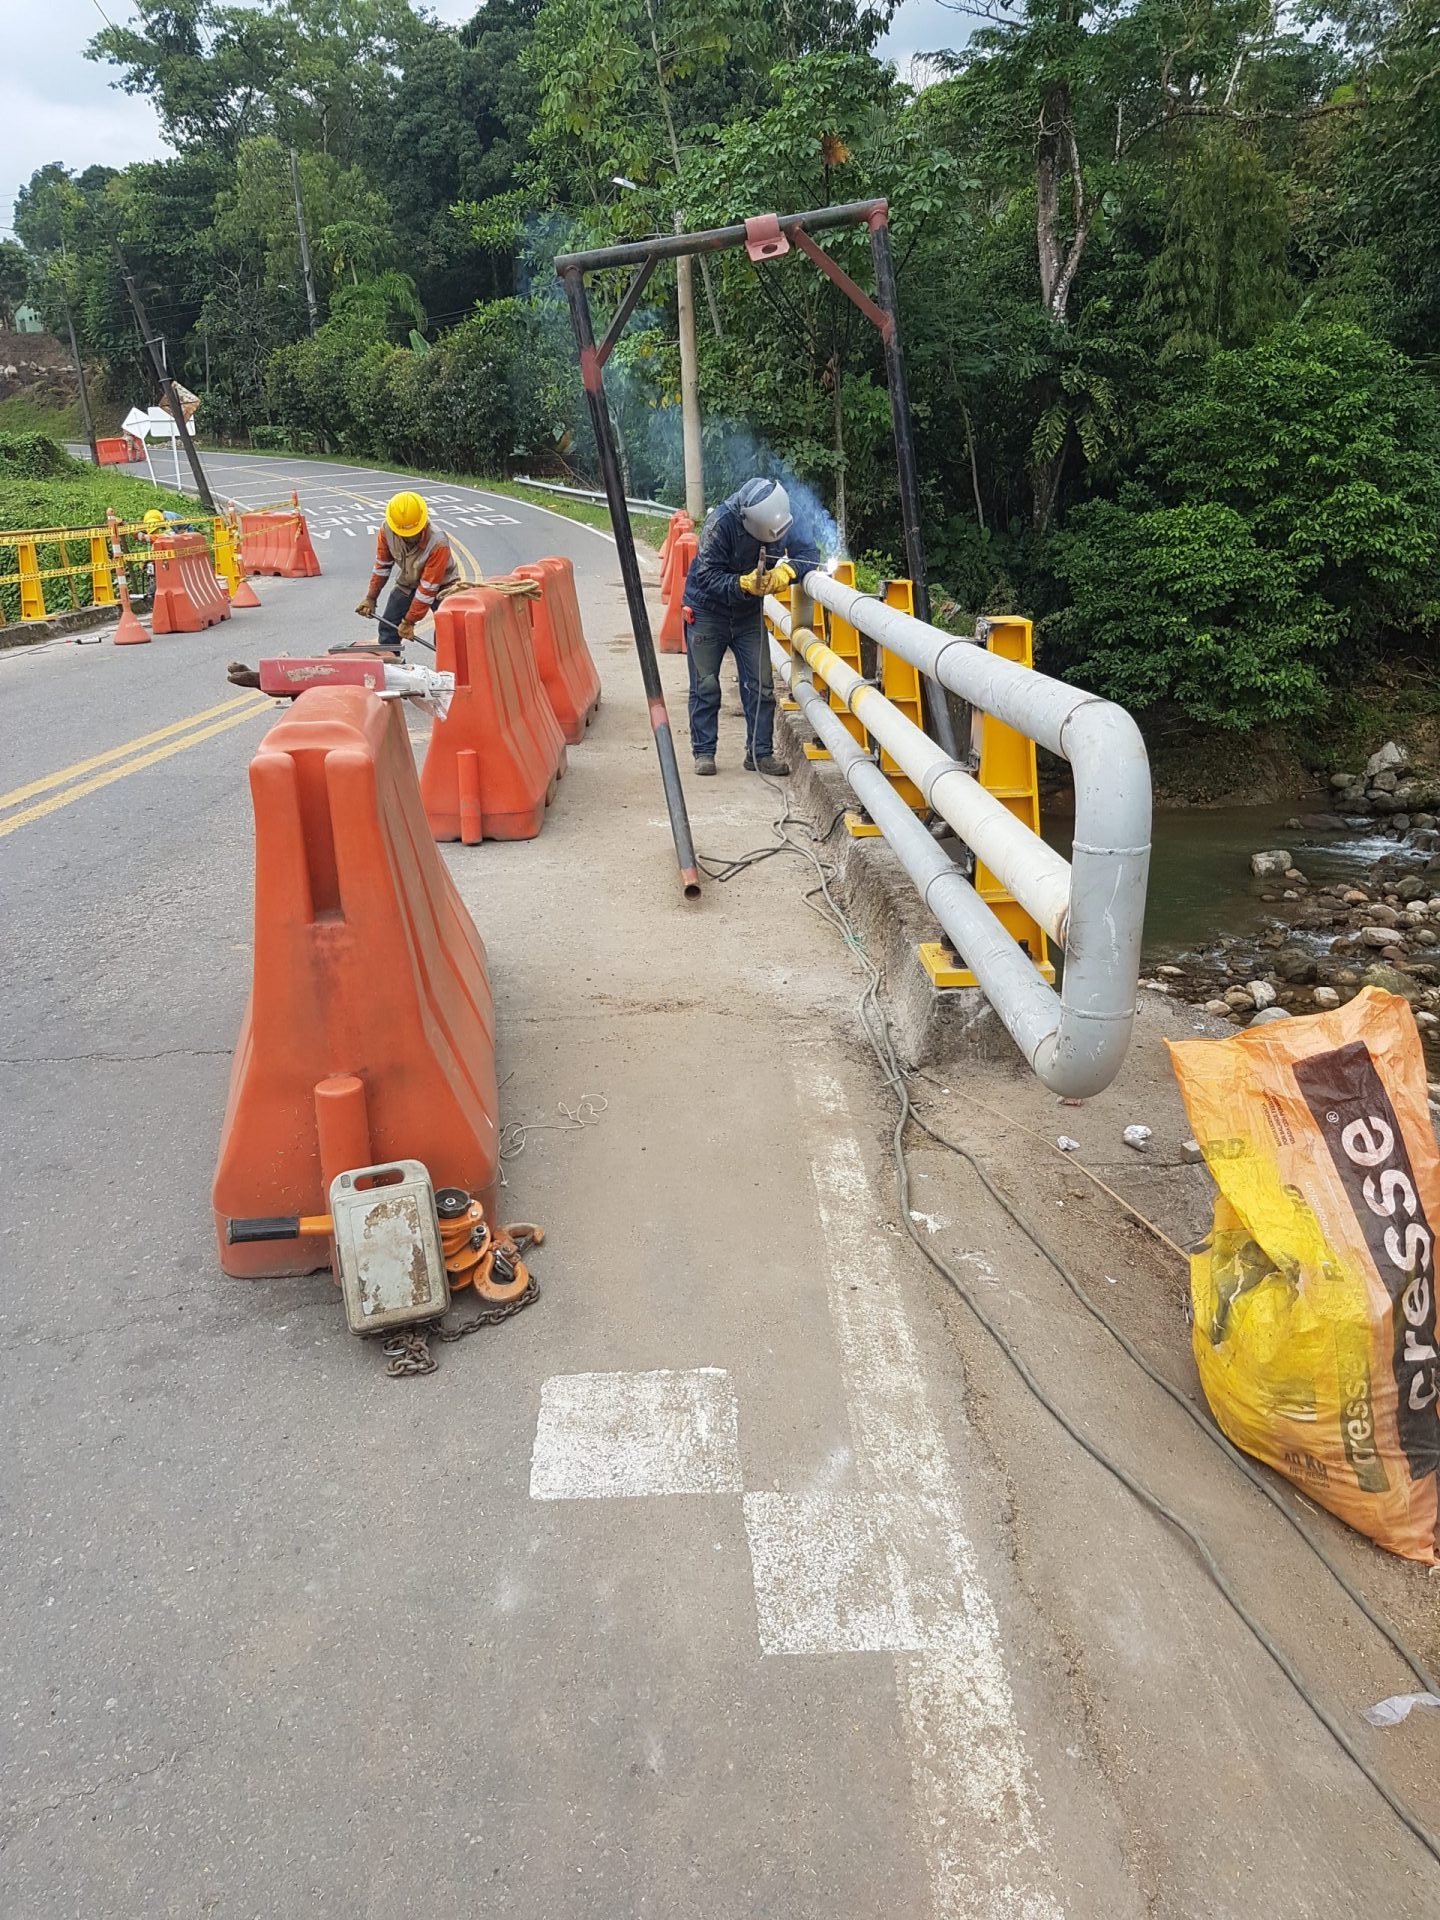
[681,478,820,776]
[348,490,460,657]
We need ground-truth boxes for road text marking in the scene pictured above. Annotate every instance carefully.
[530,1368,742,1501]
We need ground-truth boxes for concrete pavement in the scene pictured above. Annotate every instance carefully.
[3,452,1438,1916]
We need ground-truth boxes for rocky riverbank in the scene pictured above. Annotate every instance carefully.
[1142,740,1440,1065]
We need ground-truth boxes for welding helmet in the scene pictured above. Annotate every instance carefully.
[737,478,792,544]
[386,490,428,538]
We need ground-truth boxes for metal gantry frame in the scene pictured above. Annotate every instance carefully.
[556,199,957,898]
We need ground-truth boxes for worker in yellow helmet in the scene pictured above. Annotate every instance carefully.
[352,490,460,656]
[142,508,166,536]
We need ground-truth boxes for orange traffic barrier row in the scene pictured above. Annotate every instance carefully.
[151,531,232,634]
[513,555,601,743]
[657,508,692,575]
[421,584,567,842]
[212,687,500,1277]
[240,500,322,578]
[658,530,696,653]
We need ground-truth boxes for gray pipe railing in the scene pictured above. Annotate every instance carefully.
[781,574,1152,1097]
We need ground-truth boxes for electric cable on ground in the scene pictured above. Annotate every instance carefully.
[738,756,1440,1871]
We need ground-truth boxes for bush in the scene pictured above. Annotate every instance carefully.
[1044,322,1440,726]
[1047,501,1335,728]
[0,432,85,479]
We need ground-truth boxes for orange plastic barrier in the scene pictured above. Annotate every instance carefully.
[239,508,323,578]
[212,687,499,1277]
[657,508,692,575]
[513,555,601,743]
[151,531,232,634]
[658,530,696,653]
[421,585,567,843]
[95,434,143,466]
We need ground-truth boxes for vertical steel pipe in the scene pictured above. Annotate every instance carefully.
[560,266,701,897]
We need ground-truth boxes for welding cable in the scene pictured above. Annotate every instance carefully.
[744,766,1440,1871]
[903,1083,1440,1701]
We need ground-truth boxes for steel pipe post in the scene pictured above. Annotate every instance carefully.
[561,266,700,897]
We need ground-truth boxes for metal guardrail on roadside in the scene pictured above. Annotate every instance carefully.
[513,475,679,516]
[767,574,1152,1098]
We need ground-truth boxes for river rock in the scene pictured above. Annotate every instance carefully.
[1330,772,1359,790]
[1247,979,1277,1009]
[1363,963,1422,1001]
[1156,964,1184,977]
[1271,946,1316,983]
[1250,849,1292,877]
[1415,814,1437,830]
[1396,875,1428,901]
[1394,815,1412,833]
[1282,888,1300,900]
[1250,1006,1293,1026]
[1370,768,1400,794]
[1357,901,1400,926]
[1393,778,1438,810]
[1417,1010,1439,1029]
[1359,925,1405,947]
[1203,998,1231,1016]
[1370,792,1401,814]
[1224,986,1256,1011]
[1366,741,1410,777]
[1283,868,1308,885]
[1313,986,1341,1008]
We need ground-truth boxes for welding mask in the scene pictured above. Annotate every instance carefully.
[737,479,793,544]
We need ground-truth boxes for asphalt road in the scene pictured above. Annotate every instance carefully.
[4,451,1439,1917]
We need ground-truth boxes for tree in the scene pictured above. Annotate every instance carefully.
[0,242,32,331]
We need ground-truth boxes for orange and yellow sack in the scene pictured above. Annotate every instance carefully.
[1168,989,1440,1563]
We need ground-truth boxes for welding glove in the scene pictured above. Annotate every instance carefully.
[397,619,418,643]
[738,566,769,596]
[355,596,376,618]
[767,560,797,593]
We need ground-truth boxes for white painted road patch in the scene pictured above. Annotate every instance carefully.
[744,1490,981,1655]
[530,1368,742,1501]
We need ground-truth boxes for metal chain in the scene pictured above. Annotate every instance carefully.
[379,1276,541,1379]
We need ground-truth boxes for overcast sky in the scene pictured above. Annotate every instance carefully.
[2,0,968,244]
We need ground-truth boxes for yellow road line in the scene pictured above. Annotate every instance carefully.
[0,700,270,842]
[0,692,266,813]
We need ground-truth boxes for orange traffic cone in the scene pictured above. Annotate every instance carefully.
[231,574,262,610]
[106,510,150,646]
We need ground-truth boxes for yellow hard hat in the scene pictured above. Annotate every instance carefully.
[386,490,428,538]
[143,509,165,533]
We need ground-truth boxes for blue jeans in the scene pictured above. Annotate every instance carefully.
[686,605,773,761]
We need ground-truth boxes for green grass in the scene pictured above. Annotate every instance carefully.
[0,393,123,441]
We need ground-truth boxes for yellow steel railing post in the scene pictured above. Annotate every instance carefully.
[91,531,116,605]
[17,537,45,621]
[919,615,1055,990]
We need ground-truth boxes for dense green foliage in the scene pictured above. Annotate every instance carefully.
[12,0,1440,726]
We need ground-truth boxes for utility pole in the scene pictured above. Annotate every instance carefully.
[289,147,320,335]
[62,297,99,465]
[675,247,704,522]
[118,256,217,514]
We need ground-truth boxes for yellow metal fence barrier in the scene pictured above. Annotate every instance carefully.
[0,514,233,628]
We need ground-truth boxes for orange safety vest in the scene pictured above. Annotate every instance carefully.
[368,523,461,621]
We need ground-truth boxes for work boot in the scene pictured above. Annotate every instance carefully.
[744,753,790,777]
[694,755,717,777]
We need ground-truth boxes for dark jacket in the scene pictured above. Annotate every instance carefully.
[682,488,821,619]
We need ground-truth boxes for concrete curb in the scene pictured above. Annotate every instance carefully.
[775,700,1028,1071]
[0,604,127,650]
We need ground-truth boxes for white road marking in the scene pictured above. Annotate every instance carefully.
[780,1059,1064,1920]
[530,1368,742,1500]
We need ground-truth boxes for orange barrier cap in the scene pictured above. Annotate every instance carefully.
[513,556,601,744]
[212,687,499,1276]
[421,585,568,841]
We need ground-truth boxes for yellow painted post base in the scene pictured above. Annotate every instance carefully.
[803,741,831,762]
[845,809,882,839]
[919,940,1057,991]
